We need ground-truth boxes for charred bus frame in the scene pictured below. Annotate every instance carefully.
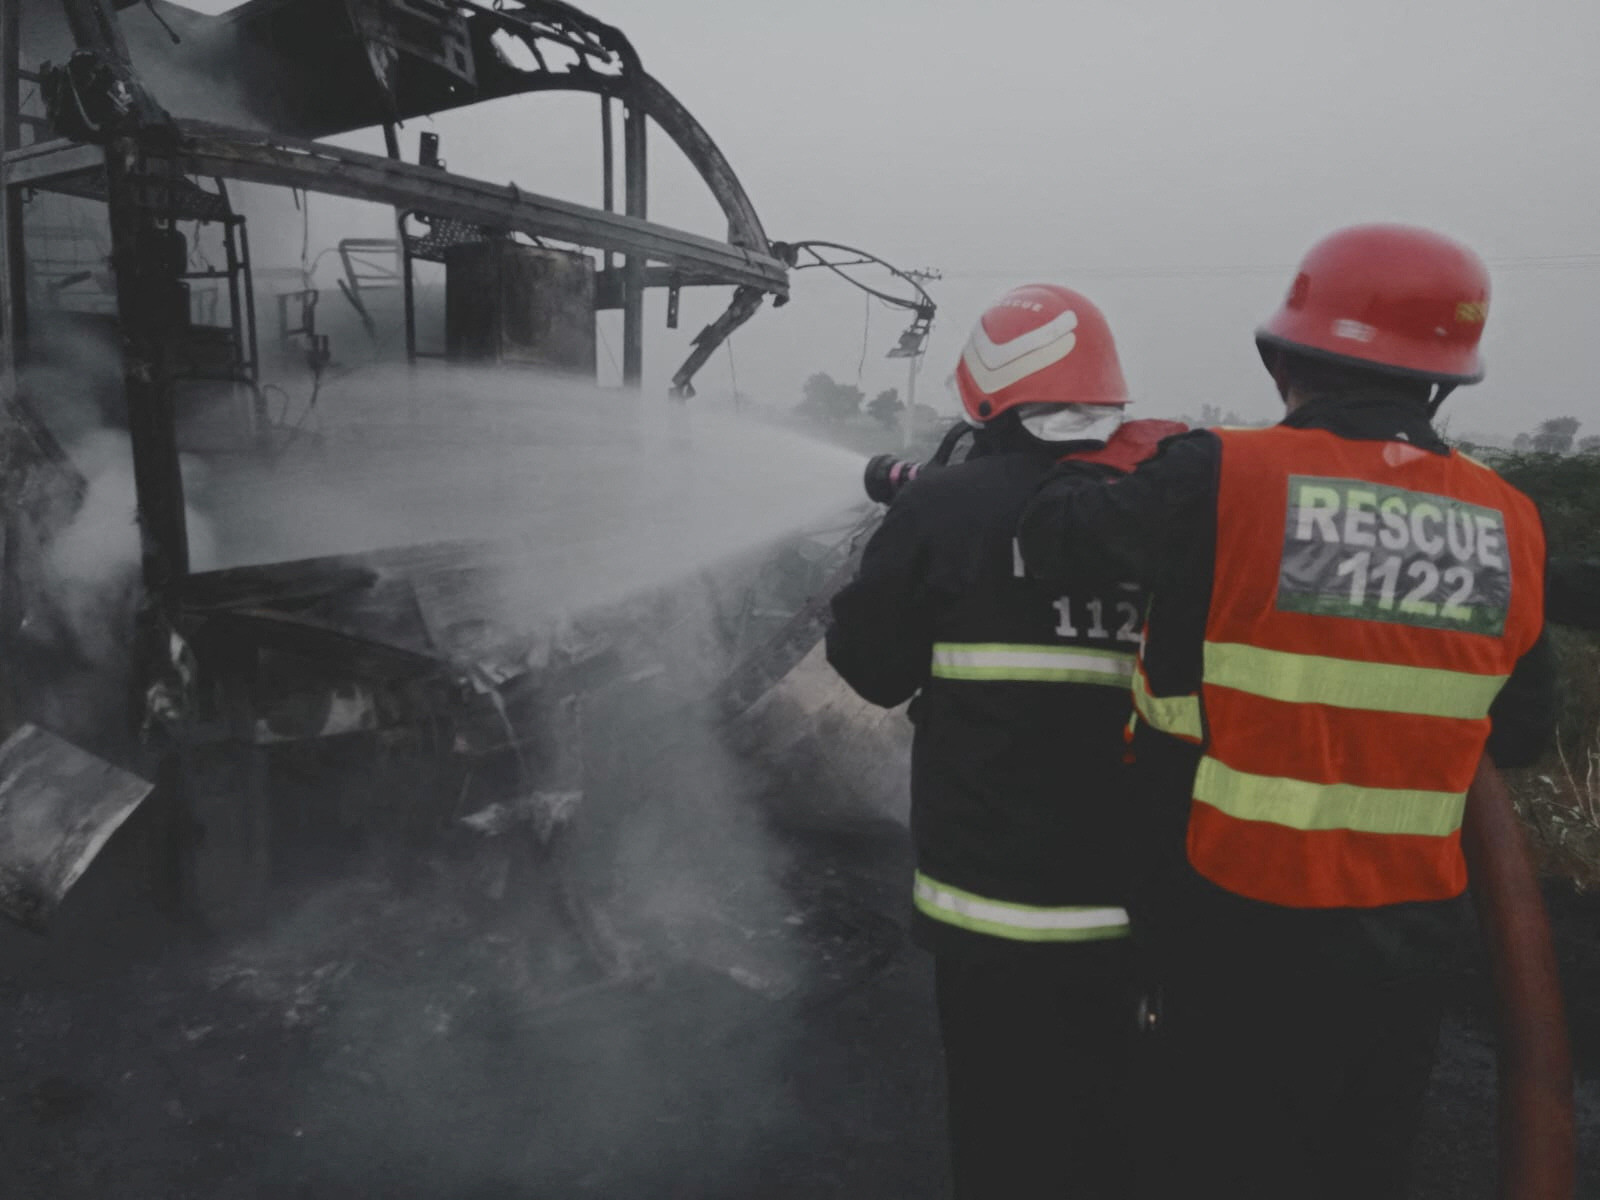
[0,0,827,927]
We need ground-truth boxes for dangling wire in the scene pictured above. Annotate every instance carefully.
[785,241,936,314]
[726,333,741,409]
[856,290,871,382]
[596,319,621,380]
[299,190,312,284]
[142,0,182,45]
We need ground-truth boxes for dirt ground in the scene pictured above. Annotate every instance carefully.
[3,807,1598,1198]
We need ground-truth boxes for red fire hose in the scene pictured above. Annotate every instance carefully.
[1461,756,1575,1200]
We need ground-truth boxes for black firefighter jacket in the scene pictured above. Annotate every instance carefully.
[827,439,1143,959]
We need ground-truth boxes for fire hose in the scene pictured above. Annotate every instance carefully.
[1462,756,1575,1200]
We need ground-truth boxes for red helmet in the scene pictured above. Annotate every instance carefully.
[955,284,1128,424]
[1256,224,1490,384]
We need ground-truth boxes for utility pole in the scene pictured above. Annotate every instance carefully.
[901,267,941,449]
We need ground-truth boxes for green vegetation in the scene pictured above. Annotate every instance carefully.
[1515,625,1600,886]
[796,372,866,424]
[867,388,904,428]
[1473,444,1600,884]
[1504,415,1589,455]
[1480,448,1600,558]
[788,370,949,459]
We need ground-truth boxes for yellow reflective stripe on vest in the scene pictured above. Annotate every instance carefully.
[1203,642,1506,719]
[1131,661,1203,739]
[913,872,1131,942]
[930,643,1135,686]
[1193,756,1466,837]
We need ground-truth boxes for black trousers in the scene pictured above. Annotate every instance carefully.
[1132,965,1446,1200]
[934,945,1135,1200]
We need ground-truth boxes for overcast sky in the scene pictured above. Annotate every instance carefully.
[169,0,1599,437]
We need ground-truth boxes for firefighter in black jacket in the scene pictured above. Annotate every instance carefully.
[827,284,1184,1200]
[1017,226,1558,1199]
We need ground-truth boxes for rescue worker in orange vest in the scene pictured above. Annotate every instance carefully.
[827,285,1184,1199]
[1016,225,1556,1200]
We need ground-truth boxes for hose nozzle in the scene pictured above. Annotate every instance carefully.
[863,455,924,504]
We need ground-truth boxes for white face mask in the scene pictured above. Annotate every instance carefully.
[1017,402,1127,444]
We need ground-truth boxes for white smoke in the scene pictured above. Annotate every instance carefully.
[34,430,215,668]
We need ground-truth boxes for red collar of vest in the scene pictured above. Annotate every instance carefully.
[1059,418,1189,473]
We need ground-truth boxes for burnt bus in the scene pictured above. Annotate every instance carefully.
[0,0,869,943]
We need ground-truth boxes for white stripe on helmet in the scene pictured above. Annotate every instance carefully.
[961,307,1079,394]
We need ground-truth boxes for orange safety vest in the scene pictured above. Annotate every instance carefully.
[1131,426,1545,908]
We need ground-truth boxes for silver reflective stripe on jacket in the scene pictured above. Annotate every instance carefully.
[913,871,1131,943]
[930,643,1135,687]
